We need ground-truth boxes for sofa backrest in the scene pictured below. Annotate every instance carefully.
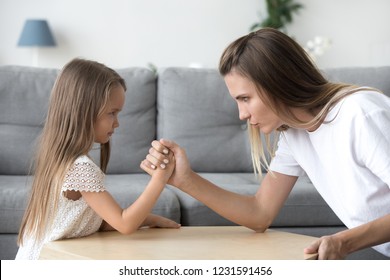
[0,65,156,175]
[323,66,390,97]
[107,68,156,174]
[0,66,58,175]
[1,65,390,175]
[157,66,390,173]
[157,67,253,173]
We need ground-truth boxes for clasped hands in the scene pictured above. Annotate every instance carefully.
[140,139,192,188]
[140,138,347,260]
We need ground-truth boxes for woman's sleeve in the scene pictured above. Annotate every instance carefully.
[62,157,106,192]
[356,109,390,189]
[269,132,306,177]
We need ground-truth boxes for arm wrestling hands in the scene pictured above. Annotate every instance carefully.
[141,139,387,260]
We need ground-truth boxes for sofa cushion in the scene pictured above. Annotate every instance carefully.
[0,174,180,233]
[157,67,253,172]
[168,174,342,227]
[0,66,58,175]
[0,66,156,175]
[104,174,180,222]
[107,68,157,174]
[323,66,390,96]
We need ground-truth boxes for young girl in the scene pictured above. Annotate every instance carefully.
[16,58,179,260]
[142,28,390,259]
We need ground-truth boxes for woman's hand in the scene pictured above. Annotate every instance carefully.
[140,139,193,190]
[304,235,347,260]
[141,213,181,229]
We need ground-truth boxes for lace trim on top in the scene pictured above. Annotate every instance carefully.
[62,156,105,192]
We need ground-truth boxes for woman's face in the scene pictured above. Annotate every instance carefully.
[224,71,283,134]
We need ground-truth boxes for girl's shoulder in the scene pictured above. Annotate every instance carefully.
[70,155,103,176]
[62,155,105,193]
[74,154,95,164]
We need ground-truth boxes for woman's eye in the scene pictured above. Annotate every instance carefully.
[242,97,249,102]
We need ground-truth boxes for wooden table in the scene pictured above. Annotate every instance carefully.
[39,226,318,260]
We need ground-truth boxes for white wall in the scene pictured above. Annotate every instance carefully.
[0,0,389,69]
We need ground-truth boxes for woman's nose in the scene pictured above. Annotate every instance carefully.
[239,109,250,121]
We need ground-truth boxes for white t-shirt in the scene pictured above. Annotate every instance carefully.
[270,89,390,257]
[15,155,104,260]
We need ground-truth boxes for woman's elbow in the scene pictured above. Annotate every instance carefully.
[246,218,272,233]
[248,225,268,233]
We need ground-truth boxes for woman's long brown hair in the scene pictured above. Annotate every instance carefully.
[219,28,365,174]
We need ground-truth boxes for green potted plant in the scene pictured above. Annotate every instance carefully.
[250,0,303,32]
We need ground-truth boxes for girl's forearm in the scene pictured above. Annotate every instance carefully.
[119,175,167,234]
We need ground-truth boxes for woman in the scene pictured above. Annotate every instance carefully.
[142,28,390,259]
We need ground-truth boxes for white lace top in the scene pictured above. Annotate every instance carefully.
[15,155,105,260]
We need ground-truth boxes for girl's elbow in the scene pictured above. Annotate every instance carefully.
[116,225,138,235]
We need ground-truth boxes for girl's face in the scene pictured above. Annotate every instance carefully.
[94,85,125,144]
[224,71,283,134]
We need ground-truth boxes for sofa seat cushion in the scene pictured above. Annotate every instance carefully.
[105,174,181,222]
[0,174,181,233]
[168,173,342,227]
[0,176,30,234]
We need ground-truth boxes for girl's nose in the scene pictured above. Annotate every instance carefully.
[114,117,120,128]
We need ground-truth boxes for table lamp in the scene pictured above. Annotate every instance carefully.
[17,19,56,66]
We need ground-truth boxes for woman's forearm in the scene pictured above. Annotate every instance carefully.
[335,213,390,255]
[178,171,269,231]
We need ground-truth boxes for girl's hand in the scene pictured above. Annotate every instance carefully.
[140,139,194,190]
[146,148,175,183]
[141,214,181,229]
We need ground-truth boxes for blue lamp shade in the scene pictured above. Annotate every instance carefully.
[18,19,56,47]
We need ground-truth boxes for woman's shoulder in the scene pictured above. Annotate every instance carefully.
[339,88,390,115]
[344,88,389,105]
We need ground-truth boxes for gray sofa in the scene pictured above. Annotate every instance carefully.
[1,65,389,260]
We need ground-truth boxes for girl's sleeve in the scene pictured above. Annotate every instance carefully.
[269,132,306,177]
[62,157,106,192]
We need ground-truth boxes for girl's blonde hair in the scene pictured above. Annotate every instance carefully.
[219,28,367,175]
[17,58,126,245]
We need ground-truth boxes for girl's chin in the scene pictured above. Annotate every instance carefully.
[94,138,110,144]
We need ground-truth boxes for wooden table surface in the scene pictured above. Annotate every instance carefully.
[39,226,318,260]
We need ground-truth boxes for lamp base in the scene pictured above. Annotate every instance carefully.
[32,47,39,67]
